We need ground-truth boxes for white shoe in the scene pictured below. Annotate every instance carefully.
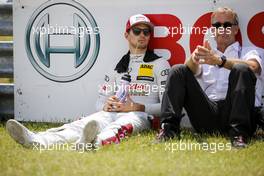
[76,120,99,150]
[6,119,36,148]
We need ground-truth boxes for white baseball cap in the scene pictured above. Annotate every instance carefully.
[125,14,154,32]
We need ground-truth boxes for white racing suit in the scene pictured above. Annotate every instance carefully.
[33,50,171,146]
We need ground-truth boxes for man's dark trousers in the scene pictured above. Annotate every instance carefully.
[161,64,257,138]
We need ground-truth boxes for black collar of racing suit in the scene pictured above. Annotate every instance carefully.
[114,50,161,73]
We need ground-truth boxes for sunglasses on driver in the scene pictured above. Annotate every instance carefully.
[131,27,151,36]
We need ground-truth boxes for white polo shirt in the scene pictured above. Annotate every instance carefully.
[196,42,264,107]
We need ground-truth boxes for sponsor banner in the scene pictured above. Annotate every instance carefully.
[14,0,264,121]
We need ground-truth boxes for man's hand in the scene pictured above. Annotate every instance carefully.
[185,47,203,75]
[103,95,118,112]
[103,95,145,112]
[194,40,222,66]
[191,48,202,65]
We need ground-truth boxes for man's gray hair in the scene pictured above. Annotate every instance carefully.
[211,7,239,25]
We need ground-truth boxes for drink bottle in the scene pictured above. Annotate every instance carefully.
[115,74,131,102]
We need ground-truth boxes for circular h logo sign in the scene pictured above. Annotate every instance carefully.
[25,0,100,82]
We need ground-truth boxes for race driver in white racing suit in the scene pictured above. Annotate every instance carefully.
[6,14,171,149]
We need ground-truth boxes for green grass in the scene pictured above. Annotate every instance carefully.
[0,122,264,176]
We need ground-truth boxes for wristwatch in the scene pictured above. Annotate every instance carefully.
[218,55,227,68]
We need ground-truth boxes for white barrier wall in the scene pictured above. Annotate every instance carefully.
[14,0,264,122]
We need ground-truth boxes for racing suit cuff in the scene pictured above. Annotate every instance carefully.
[144,103,161,116]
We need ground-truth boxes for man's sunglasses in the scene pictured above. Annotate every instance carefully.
[212,21,237,29]
[131,28,151,36]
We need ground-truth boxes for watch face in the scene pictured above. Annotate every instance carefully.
[221,55,227,60]
[219,55,227,67]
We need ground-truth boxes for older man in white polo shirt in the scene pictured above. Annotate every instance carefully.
[158,7,263,148]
